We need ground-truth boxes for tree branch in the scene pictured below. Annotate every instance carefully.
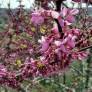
[78,45,92,52]
[55,0,64,37]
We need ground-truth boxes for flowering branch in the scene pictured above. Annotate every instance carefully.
[0,0,92,91]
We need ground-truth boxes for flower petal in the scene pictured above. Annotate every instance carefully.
[70,9,79,15]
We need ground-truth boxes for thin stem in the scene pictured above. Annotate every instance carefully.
[71,66,84,76]
[85,49,91,89]
[63,73,66,84]
[78,45,92,51]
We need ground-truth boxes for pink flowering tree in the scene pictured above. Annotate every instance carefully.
[0,0,92,92]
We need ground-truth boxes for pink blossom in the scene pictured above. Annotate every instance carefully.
[38,36,50,52]
[51,10,60,19]
[72,51,89,60]
[0,65,7,78]
[31,12,44,25]
[58,7,79,26]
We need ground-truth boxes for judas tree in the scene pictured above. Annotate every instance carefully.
[0,0,92,91]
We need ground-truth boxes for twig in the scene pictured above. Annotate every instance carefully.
[70,66,85,76]
[63,72,66,84]
[78,45,92,51]
[55,0,64,37]
[85,49,91,89]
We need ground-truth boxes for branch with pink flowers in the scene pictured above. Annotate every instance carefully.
[0,0,92,91]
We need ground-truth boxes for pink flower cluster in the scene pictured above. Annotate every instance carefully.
[31,11,44,26]
[0,64,20,88]
[33,7,79,27]
[0,6,90,90]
